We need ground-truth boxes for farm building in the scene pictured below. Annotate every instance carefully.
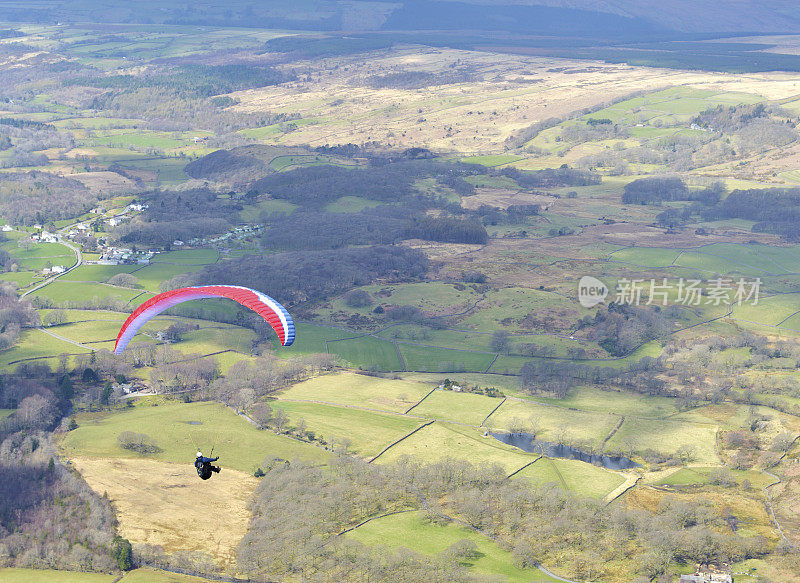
[679,564,733,583]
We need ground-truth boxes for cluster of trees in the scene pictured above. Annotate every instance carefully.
[505,91,649,148]
[70,63,292,99]
[117,431,161,455]
[210,354,335,414]
[0,359,133,572]
[0,432,121,571]
[520,358,638,398]
[364,69,475,89]
[498,166,599,188]
[0,120,74,170]
[249,160,480,209]
[184,146,272,185]
[403,216,488,244]
[622,177,724,206]
[572,104,799,174]
[262,210,406,250]
[561,120,629,143]
[0,171,95,225]
[692,103,798,149]
[660,333,800,417]
[702,187,800,240]
[578,303,672,356]
[191,245,428,305]
[475,203,539,226]
[0,288,39,351]
[117,188,240,247]
[237,456,769,582]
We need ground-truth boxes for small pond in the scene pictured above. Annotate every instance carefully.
[490,432,639,470]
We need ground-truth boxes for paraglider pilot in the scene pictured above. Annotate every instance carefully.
[195,451,221,480]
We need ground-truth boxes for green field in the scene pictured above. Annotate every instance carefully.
[411,389,501,425]
[174,326,256,355]
[124,264,198,292]
[61,400,329,473]
[399,343,496,373]
[0,567,216,583]
[486,398,620,450]
[271,400,422,457]
[604,416,719,464]
[515,457,625,499]
[327,336,404,370]
[0,271,38,288]
[151,249,218,265]
[31,280,149,305]
[278,322,356,356]
[239,199,298,222]
[528,387,679,418]
[324,195,381,213]
[0,569,116,583]
[375,422,534,472]
[0,328,88,368]
[277,372,432,413]
[347,510,560,583]
[59,264,139,282]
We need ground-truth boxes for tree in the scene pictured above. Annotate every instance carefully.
[82,367,99,384]
[344,289,373,308]
[44,309,67,327]
[490,330,511,354]
[117,431,161,455]
[250,402,273,429]
[59,374,74,400]
[100,381,113,405]
[107,273,138,288]
[17,394,57,429]
[271,408,288,432]
[111,536,133,571]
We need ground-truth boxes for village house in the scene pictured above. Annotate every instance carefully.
[42,265,66,275]
[680,564,733,583]
[39,231,58,243]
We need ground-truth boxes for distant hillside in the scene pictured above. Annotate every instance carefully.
[5,0,799,34]
[504,0,800,33]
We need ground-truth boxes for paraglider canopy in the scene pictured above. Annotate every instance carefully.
[114,285,295,354]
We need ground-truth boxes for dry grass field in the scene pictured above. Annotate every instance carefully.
[71,457,258,566]
[233,46,800,151]
[64,171,142,194]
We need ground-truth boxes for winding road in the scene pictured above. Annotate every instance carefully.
[20,234,82,299]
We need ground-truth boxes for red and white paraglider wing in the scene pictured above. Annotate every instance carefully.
[113,285,295,354]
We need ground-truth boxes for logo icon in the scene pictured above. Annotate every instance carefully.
[578,276,608,308]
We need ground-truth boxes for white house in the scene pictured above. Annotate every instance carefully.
[2,225,12,232]
[42,265,65,275]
